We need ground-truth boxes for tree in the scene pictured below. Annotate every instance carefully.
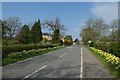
[74,38,79,42]
[74,38,80,45]
[1,20,10,39]
[64,35,73,46]
[52,29,61,43]
[4,17,22,39]
[109,19,118,42]
[43,37,47,43]
[44,17,66,43]
[81,26,99,45]
[20,24,30,44]
[80,17,110,44]
[31,19,42,44]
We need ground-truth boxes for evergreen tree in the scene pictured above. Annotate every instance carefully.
[31,19,42,44]
[38,19,42,41]
[20,24,30,44]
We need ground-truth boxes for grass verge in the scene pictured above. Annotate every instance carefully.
[2,46,64,66]
[87,46,120,78]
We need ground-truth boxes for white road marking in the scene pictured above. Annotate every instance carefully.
[57,52,68,59]
[69,49,72,52]
[80,48,83,78]
[67,46,72,48]
[57,48,72,59]
[24,65,47,79]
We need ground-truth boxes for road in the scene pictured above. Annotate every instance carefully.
[2,45,113,79]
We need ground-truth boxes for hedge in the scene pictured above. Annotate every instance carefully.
[2,44,60,57]
[2,46,64,66]
[91,42,120,57]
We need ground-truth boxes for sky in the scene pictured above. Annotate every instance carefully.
[1,0,119,2]
[2,2,118,40]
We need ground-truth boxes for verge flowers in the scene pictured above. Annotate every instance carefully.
[90,47,120,71]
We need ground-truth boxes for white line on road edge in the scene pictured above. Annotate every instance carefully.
[24,65,47,79]
[80,48,83,78]
[57,52,68,59]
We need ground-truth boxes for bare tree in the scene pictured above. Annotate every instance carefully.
[1,20,10,38]
[81,17,110,43]
[109,19,118,42]
[43,17,66,43]
[4,17,22,39]
[44,17,66,33]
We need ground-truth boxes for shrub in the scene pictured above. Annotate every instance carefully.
[2,46,64,66]
[94,42,108,52]
[43,37,47,43]
[108,42,120,57]
[89,41,95,47]
[93,42,120,57]
[2,39,17,45]
[64,40,73,46]
[2,44,60,57]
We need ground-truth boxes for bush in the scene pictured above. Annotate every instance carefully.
[64,40,73,46]
[108,42,120,57]
[2,46,64,66]
[2,44,60,57]
[89,41,95,47]
[2,39,17,45]
[93,42,120,57]
[94,42,108,52]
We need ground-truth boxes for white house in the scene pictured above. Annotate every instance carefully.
[42,33,52,41]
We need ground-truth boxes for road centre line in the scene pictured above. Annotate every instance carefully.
[4,47,66,67]
[24,65,47,79]
[69,49,72,52]
[80,48,83,78]
[24,48,70,78]
[57,48,72,59]
[57,52,68,59]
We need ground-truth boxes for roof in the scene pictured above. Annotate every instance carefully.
[42,33,52,36]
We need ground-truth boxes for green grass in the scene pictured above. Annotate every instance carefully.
[86,46,119,78]
[2,46,64,66]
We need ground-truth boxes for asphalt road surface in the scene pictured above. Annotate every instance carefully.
[2,45,113,79]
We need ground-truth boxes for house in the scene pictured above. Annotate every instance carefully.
[42,33,65,43]
[42,33,52,41]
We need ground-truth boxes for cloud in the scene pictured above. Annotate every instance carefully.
[91,3,118,23]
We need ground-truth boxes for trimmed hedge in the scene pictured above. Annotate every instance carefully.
[2,46,64,66]
[2,44,60,57]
